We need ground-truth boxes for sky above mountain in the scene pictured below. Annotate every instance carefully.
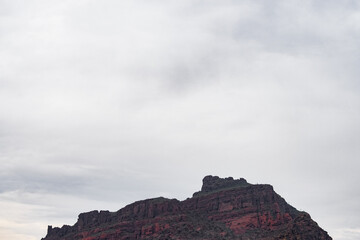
[0,1,359,239]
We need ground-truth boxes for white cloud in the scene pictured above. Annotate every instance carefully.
[333,228,360,240]
[0,0,359,239]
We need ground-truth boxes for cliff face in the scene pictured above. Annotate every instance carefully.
[42,176,332,240]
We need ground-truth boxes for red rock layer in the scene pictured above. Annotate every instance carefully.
[42,176,332,240]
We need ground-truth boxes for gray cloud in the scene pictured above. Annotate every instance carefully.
[0,0,359,239]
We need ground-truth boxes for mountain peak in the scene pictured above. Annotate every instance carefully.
[42,175,332,240]
[201,175,249,191]
[192,175,250,197]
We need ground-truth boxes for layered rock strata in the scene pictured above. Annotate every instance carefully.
[42,176,332,240]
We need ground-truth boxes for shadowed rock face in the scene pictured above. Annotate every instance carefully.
[193,175,250,197]
[42,176,332,240]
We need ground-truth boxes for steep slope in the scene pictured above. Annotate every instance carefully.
[42,176,332,240]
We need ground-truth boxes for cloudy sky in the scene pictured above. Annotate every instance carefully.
[0,0,359,239]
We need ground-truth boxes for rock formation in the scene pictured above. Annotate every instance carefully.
[42,176,332,240]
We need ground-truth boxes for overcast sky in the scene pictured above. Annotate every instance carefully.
[0,0,359,239]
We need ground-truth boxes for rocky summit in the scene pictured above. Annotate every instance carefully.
[42,176,332,240]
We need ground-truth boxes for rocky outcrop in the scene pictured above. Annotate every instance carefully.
[193,176,249,197]
[42,176,332,240]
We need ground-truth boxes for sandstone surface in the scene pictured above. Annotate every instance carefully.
[42,176,332,240]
